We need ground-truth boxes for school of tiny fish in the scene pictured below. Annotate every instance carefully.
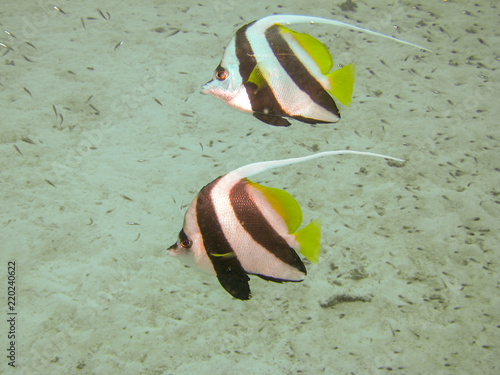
[168,14,429,299]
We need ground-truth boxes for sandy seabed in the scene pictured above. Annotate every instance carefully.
[1,0,499,374]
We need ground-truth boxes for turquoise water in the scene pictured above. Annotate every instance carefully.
[1,0,498,374]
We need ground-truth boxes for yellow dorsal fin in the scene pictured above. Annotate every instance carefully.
[294,219,321,264]
[279,25,333,75]
[246,179,302,233]
[327,64,355,107]
[278,24,355,107]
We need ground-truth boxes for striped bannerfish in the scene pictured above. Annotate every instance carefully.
[167,150,404,300]
[202,14,430,127]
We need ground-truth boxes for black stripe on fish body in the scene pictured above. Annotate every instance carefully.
[264,25,341,123]
[236,22,290,126]
[196,179,251,300]
[235,21,257,80]
[230,180,307,279]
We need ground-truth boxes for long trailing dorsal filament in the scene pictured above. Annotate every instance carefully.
[253,14,432,52]
[230,150,405,180]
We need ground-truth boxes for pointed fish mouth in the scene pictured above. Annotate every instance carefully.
[167,243,177,255]
[201,80,214,95]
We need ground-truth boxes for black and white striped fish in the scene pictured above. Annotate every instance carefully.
[202,14,430,127]
[167,150,404,300]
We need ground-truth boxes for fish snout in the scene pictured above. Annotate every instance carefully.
[167,242,178,256]
[201,80,215,95]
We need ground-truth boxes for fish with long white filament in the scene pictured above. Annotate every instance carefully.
[167,150,405,300]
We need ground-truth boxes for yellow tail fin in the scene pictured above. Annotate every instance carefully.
[327,64,355,107]
[294,219,321,264]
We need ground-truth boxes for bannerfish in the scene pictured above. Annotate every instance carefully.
[167,150,404,300]
[202,14,430,127]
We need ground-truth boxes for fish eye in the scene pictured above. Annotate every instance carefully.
[215,69,229,81]
[180,239,192,248]
[178,229,192,248]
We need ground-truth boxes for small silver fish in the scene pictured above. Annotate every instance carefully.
[167,150,404,300]
[202,14,430,127]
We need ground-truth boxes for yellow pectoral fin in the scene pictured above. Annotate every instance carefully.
[294,219,321,264]
[248,65,267,90]
[279,25,333,75]
[247,180,303,233]
[327,63,355,107]
[211,252,236,259]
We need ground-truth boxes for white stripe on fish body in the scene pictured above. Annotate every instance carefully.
[210,174,304,280]
[274,82,339,123]
[245,22,336,121]
[221,36,238,68]
[264,64,336,122]
[209,178,236,233]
